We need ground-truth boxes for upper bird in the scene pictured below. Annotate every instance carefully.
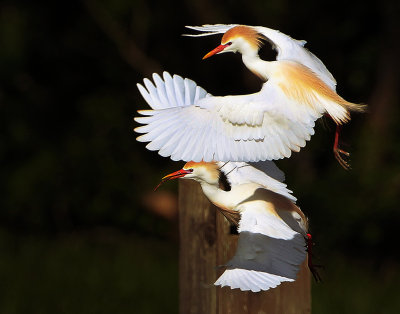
[157,160,308,292]
[187,24,366,168]
[135,24,365,166]
[188,24,337,89]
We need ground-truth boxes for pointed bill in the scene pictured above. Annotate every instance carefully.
[203,44,230,59]
[154,169,192,191]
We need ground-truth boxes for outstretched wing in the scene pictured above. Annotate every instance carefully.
[254,26,336,89]
[217,161,296,202]
[184,24,239,37]
[215,203,306,292]
[184,24,336,90]
[135,72,317,162]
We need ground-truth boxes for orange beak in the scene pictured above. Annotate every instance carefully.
[154,169,192,191]
[203,44,230,60]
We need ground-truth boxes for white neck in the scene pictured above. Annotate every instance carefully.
[242,54,275,81]
[199,181,221,202]
[198,181,259,211]
[198,181,239,210]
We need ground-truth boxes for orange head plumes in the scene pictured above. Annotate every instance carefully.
[154,161,219,190]
[221,26,264,49]
[203,25,265,59]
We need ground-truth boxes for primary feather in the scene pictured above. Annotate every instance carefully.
[135,72,317,162]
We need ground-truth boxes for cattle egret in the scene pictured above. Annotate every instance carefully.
[184,24,366,168]
[135,67,363,167]
[157,160,318,291]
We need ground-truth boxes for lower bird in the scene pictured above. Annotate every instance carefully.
[157,160,316,292]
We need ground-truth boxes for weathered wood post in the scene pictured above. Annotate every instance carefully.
[179,180,311,314]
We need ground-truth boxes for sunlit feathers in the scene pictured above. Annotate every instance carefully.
[275,61,366,124]
[158,160,308,292]
[221,25,264,50]
[184,161,220,181]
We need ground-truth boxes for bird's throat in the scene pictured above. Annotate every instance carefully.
[242,55,273,81]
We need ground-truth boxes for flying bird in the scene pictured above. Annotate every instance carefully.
[157,160,315,292]
[184,24,366,168]
[135,65,363,166]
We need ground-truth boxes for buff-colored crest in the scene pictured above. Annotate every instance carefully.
[184,161,219,180]
[221,25,264,49]
[184,161,218,172]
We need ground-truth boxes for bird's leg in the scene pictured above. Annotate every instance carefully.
[324,113,350,169]
[306,233,323,282]
[333,124,350,170]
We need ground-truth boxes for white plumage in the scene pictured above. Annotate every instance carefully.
[135,72,316,162]
[218,161,296,202]
[159,160,308,292]
[135,24,365,166]
[184,24,336,90]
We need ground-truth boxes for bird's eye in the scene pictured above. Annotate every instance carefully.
[226,42,232,46]
[188,169,194,173]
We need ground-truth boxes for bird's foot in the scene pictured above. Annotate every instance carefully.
[333,124,351,170]
[334,147,350,170]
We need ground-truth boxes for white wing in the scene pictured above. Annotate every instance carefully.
[215,268,294,292]
[215,203,307,292]
[250,160,285,182]
[217,161,296,202]
[184,24,238,37]
[135,72,317,162]
[184,24,336,90]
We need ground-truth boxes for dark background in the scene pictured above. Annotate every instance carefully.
[1,0,399,313]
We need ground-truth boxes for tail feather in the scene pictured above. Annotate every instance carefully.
[326,99,366,125]
[215,268,294,292]
[344,101,367,113]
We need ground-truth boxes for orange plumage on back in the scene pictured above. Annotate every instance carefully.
[276,61,366,124]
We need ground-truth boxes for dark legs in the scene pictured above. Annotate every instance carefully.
[306,233,322,282]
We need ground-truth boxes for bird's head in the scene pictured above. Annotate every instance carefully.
[203,25,264,59]
[155,161,220,190]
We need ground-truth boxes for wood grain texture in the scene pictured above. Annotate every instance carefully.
[179,180,217,314]
[179,180,311,314]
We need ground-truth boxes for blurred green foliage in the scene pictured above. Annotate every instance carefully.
[0,0,399,313]
[0,229,178,314]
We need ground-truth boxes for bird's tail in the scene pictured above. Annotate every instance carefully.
[325,99,366,125]
[214,268,294,292]
[343,101,367,114]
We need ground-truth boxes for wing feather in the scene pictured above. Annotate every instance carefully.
[188,123,208,162]
[172,74,185,107]
[218,161,296,202]
[162,72,178,108]
[143,78,163,109]
[214,203,307,291]
[184,24,336,89]
[253,25,336,89]
[137,84,154,109]
[135,72,318,162]
[184,24,238,36]
[152,73,170,108]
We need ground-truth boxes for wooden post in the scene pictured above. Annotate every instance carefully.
[179,180,311,314]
